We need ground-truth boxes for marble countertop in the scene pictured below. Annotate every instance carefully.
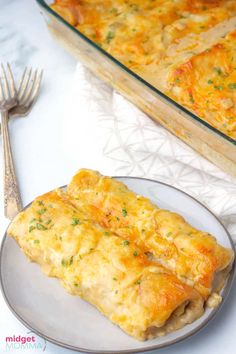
[0,1,235,354]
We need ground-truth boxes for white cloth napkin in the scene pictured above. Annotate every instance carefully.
[62,63,236,241]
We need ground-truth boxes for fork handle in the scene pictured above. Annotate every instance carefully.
[1,110,22,219]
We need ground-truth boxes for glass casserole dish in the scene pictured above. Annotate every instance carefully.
[36,0,236,177]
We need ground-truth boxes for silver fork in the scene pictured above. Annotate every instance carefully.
[0,64,43,219]
[0,63,20,220]
[0,68,43,130]
[10,67,43,118]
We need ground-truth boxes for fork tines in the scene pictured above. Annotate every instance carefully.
[0,63,17,103]
[18,67,43,107]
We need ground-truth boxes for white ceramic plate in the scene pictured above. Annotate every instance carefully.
[0,177,235,353]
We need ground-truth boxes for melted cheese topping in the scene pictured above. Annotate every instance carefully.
[8,189,204,340]
[67,169,234,300]
[51,0,236,139]
[166,30,236,138]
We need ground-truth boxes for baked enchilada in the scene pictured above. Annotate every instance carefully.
[7,189,204,340]
[50,0,236,139]
[67,169,234,301]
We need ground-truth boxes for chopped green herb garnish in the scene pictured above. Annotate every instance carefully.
[113,277,117,281]
[123,240,130,246]
[189,93,195,103]
[166,232,173,237]
[48,204,53,208]
[106,31,115,43]
[104,231,110,236]
[141,229,145,233]
[34,240,40,244]
[133,251,138,257]
[45,219,52,225]
[74,282,78,287]
[122,208,127,217]
[61,259,67,266]
[71,218,80,226]
[37,208,47,215]
[131,4,139,11]
[181,275,188,280]
[228,83,236,90]
[37,201,44,206]
[213,67,222,75]
[29,226,36,233]
[214,85,224,90]
[61,257,73,267]
[175,78,181,84]
[207,79,213,84]
[110,7,118,14]
[135,280,141,285]
[36,223,47,231]
[116,216,120,221]
[79,255,83,260]
[30,218,37,223]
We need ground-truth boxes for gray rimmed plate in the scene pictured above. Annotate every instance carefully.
[0,177,235,353]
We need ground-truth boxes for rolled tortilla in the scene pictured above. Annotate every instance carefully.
[8,189,203,340]
[67,169,234,300]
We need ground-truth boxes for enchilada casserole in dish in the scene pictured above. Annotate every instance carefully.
[8,169,234,340]
[50,0,236,140]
